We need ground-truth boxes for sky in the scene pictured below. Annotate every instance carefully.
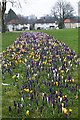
[5,0,79,18]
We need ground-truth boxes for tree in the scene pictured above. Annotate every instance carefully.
[51,0,74,28]
[0,0,27,33]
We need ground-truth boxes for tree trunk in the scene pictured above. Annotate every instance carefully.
[2,12,5,33]
[2,1,6,33]
[0,2,2,32]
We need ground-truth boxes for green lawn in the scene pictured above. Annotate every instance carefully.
[2,32,21,51]
[2,28,78,53]
[1,29,79,119]
[37,28,78,54]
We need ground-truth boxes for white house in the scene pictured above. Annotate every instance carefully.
[34,19,59,30]
[6,17,59,31]
[16,24,30,31]
[64,18,80,28]
[7,18,30,32]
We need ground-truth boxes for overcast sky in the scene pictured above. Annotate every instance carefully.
[5,0,79,18]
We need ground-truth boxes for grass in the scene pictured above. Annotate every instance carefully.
[36,28,78,54]
[1,28,79,119]
[2,32,21,51]
[2,28,78,53]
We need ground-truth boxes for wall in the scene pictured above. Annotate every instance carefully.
[7,24,30,31]
[35,23,59,30]
[64,23,79,28]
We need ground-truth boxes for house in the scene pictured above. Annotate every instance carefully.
[7,19,18,31]
[7,17,59,31]
[6,9,59,31]
[6,9,30,31]
[7,22,30,31]
[5,9,19,31]
[34,18,59,30]
[64,17,80,28]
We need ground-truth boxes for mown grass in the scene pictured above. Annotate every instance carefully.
[36,28,78,54]
[1,29,79,119]
[2,32,21,51]
[2,28,78,53]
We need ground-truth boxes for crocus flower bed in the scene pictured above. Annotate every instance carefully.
[1,32,79,118]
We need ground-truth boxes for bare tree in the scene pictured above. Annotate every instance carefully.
[0,0,27,32]
[51,0,74,28]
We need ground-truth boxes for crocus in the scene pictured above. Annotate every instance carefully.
[24,88,29,92]
[36,99,38,106]
[26,110,30,116]
[40,106,43,113]
[14,101,17,109]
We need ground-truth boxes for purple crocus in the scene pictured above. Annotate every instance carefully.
[58,104,62,113]
[49,87,52,93]
[68,74,72,80]
[65,98,68,107]
[14,101,17,109]
[65,83,68,88]
[47,96,50,103]
[36,99,38,106]
[18,108,20,113]
[40,106,43,113]
[26,71,29,77]
[18,103,20,108]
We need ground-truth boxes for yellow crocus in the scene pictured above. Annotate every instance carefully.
[54,43,57,46]
[56,82,58,86]
[30,90,33,93]
[64,108,68,114]
[16,79,18,82]
[58,96,60,99]
[56,55,59,58]
[63,96,64,98]
[25,58,27,62]
[38,43,40,47]
[24,88,29,92]
[43,61,47,65]
[32,47,34,50]
[56,91,58,94]
[61,70,64,73]
[69,109,72,112]
[19,60,22,63]
[59,67,61,71]
[44,56,46,59]
[48,59,52,62]
[26,110,30,116]
[64,58,66,62]
[71,79,74,83]
[4,64,7,67]
[15,61,18,64]
[62,103,64,107]
[12,75,16,79]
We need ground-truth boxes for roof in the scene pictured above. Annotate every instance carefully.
[8,19,18,24]
[64,17,80,23]
[35,18,57,24]
[64,19,71,23]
